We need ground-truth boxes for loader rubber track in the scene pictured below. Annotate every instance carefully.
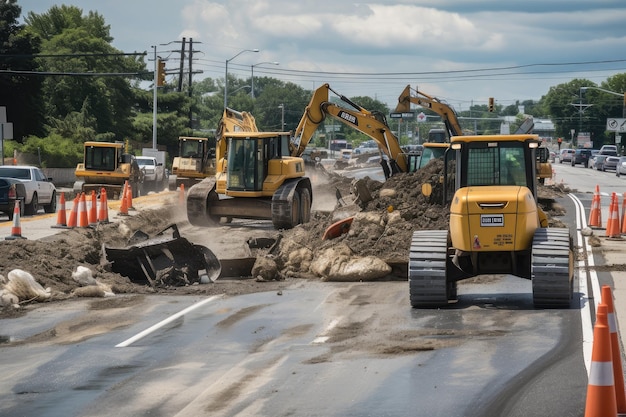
[531,228,573,308]
[408,230,452,308]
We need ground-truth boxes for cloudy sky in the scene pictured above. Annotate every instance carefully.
[17,0,626,110]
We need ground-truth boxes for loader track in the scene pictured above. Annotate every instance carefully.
[531,228,573,308]
[408,230,452,308]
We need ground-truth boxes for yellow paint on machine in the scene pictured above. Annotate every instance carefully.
[450,185,540,252]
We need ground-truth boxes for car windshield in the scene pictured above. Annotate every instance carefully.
[0,167,31,180]
[136,159,150,166]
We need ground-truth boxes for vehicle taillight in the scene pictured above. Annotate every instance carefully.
[8,185,16,199]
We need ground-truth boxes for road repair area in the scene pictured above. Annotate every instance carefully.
[0,160,573,318]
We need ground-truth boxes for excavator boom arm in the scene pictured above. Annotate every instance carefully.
[396,85,464,137]
[293,83,408,173]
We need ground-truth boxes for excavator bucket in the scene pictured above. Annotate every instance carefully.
[102,224,221,287]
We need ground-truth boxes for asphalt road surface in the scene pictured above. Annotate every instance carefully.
[0,163,623,416]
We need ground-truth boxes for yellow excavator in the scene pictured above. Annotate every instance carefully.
[409,134,573,308]
[293,83,419,179]
[186,109,312,230]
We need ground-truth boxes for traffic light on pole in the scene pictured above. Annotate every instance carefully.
[156,59,166,87]
[488,97,494,112]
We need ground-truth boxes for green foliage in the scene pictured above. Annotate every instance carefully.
[14,134,84,168]
[0,0,46,140]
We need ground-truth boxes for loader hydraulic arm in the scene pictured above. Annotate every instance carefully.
[293,83,408,174]
[395,85,464,138]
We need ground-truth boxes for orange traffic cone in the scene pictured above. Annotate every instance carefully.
[588,185,602,228]
[606,193,621,238]
[585,303,618,417]
[77,192,89,228]
[67,195,79,228]
[127,182,135,210]
[118,186,129,216]
[621,192,626,235]
[88,190,97,225]
[5,203,26,240]
[601,285,626,412]
[97,188,110,223]
[179,183,185,206]
[51,192,68,229]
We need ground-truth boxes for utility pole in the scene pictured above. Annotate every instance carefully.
[188,38,194,129]
[178,38,186,92]
[152,45,158,149]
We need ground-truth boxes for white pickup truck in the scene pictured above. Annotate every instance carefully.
[135,156,166,192]
[0,165,57,215]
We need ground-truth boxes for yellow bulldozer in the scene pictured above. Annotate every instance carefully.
[73,141,144,199]
[409,134,573,308]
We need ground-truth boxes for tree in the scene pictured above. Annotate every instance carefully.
[25,5,146,141]
[0,0,46,141]
[543,79,612,146]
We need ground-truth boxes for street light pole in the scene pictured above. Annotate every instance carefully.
[224,48,259,109]
[278,104,284,131]
[250,61,279,98]
[581,85,626,118]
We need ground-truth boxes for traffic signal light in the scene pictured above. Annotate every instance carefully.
[488,97,494,112]
[156,59,166,87]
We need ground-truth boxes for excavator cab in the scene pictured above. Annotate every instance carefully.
[227,136,266,191]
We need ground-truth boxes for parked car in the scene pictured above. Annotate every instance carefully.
[604,156,620,172]
[616,156,626,177]
[0,166,57,215]
[559,148,575,163]
[571,148,592,167]
[0,177,26,220]
[600,145,618,156]
[590,155,608,170]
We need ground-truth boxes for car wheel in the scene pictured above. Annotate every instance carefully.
[26,192,38,215]
[44,191,57,213]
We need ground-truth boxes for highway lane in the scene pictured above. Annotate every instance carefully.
[2,163,624,416]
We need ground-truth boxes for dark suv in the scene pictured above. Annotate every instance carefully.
[571,148,592,167]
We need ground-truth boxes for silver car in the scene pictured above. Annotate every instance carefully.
[590,155,607,170]
[616,156,626,177]
[604,156,620,171]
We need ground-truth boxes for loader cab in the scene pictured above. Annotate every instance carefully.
[444,135,539,203]
[83,142,122,171]
[226,132,291,191]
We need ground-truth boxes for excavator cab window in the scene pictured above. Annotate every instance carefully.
[462,141,527,187]
[227,137,265,191]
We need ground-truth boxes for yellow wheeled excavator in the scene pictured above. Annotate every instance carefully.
[186,109,312,230]
[409,134,573,308]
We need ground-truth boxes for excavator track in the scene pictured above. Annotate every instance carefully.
[186,177,220,227]
[408,230,452,308]
[531,228,573,308]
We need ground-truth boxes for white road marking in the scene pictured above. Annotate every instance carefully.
[569,193,598,374]
[115,295,223,348]
[312,317,342,344]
